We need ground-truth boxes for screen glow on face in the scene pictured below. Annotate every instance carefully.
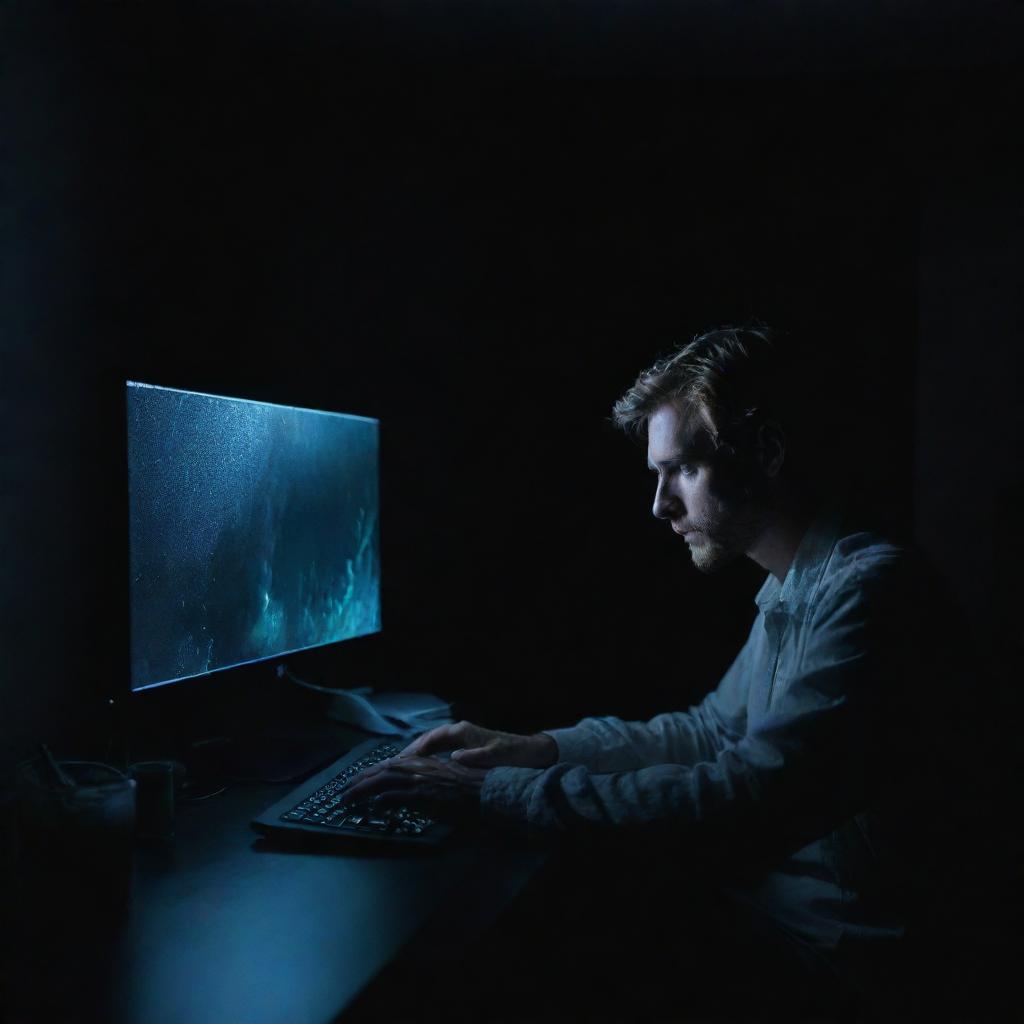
[127,382,381,691]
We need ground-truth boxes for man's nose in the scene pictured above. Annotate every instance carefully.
[652,480,682,520]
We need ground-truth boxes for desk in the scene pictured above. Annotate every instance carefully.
[3,761,547,1024]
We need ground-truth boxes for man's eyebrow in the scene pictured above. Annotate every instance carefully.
[646,450,696,471]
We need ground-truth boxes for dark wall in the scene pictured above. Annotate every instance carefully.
[3,3,1021,763]
[915,102,1024,682]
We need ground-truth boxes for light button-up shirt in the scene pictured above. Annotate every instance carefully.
[481,502,963,958]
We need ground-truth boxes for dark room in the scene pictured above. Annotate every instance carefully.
[2,2,1022,1022]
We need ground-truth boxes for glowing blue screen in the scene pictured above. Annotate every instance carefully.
[127,382,381,691]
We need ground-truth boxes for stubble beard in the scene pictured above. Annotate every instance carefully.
[686,493,772,574]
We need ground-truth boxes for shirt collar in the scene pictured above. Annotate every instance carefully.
[754,497,845,616]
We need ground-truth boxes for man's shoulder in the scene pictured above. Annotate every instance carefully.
[830,528,908,574]
[814,527,934,615]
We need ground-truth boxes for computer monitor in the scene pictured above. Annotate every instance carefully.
[126,382,381,692]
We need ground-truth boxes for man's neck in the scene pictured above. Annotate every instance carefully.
[746,492,814,584]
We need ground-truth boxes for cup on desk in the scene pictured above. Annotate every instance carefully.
[129,760,176,842]
[16,758,137,908]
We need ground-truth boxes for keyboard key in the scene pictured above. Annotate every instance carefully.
[270,744,439,841]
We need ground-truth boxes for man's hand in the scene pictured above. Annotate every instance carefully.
[400,720,559,769]
[335,722,558,820]
[336,754,489,820]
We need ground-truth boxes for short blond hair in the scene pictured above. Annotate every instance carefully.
[612,324,785,456]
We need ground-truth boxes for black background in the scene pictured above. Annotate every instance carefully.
[3,3,1022,790]
[4,3,1024,1021]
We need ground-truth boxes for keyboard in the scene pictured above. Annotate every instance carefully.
[251,738,452,845]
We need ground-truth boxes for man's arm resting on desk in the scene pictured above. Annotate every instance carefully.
[399,639,754,778]
[335,622,755,819]
[337,694,753,815]
[482,576,904,851]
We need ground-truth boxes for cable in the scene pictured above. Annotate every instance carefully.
[180,784,230,802]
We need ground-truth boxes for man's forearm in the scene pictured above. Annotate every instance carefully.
[541,709,723,773]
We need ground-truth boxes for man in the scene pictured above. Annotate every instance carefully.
[341,325,970,1018]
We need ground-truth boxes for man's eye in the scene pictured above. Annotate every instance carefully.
[649,463,698,478]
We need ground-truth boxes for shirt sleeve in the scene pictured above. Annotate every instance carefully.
[482,567,903,852]
[539,626,755,772]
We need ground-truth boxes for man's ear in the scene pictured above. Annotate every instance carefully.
[755,419,786,478]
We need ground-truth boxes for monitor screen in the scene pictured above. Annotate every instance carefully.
[126,382,381,691]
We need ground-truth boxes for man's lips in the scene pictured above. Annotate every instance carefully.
[672,525,694,537]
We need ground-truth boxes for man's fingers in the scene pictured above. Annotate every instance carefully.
[399,726,447,757]
[341,767,420,804]
[338,758,406,796]
[449,744,498,767]
[340,755,452,801]
[401,721,471,758]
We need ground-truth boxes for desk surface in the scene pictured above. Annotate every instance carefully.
[5,763,546,1024]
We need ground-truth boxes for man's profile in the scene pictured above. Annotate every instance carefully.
[342,325,970,1020]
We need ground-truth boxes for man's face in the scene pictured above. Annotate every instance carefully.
[646,401,767,573]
